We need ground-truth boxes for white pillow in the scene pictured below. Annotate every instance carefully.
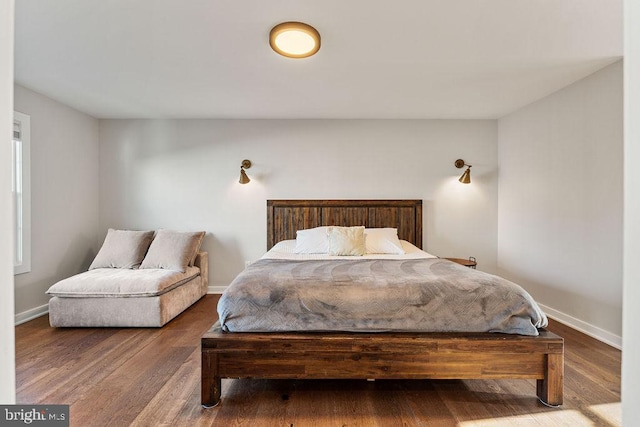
[294,227,330,254]
[328,226,366,256]
[364,228,405,254]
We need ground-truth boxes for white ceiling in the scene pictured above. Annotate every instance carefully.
[14,0,622,119]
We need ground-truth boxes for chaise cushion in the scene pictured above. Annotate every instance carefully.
[140,230,205,272]
[46,266,200,298]
[89,229,155,270]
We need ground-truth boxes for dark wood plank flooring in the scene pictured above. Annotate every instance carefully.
[16,295,621,426]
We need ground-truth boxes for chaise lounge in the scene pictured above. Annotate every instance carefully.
[46,228,208,327]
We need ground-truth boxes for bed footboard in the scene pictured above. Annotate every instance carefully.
[200,326,563,407]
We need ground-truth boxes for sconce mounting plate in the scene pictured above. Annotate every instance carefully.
[454,159,466,169]
[241,160,252,169]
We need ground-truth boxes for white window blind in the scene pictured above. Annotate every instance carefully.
[13,112,31,275]
[13,120,20,139]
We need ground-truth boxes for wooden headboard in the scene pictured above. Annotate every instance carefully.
[267,200,423,250]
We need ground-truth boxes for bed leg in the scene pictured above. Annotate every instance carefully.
[537,353,563,406]
[201,350,221,408]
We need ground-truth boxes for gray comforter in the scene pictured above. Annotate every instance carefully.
[218,258,547,336]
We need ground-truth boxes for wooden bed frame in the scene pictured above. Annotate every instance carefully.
[202,200,564,407]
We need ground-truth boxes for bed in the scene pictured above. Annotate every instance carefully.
[201,200,563,407]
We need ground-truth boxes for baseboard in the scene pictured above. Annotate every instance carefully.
[15,303,49,326]
[208,285,227,294]
[538,303,622,350]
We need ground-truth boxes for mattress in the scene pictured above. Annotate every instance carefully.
[218,242,548,336]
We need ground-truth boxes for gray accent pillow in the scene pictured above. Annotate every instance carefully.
[140,230,205,272]
[89,229,155,270]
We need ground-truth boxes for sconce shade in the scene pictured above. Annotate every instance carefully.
[458,167,471,184]
[239,168,250,184]
[239,159,252,184]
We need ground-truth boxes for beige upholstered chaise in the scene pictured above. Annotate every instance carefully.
[47,252,208,327]
[46,229,208,327]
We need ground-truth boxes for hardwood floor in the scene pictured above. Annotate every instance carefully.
[16,295,621,426]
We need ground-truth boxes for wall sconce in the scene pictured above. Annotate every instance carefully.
[454,159,472,184]
[239,159,252,184]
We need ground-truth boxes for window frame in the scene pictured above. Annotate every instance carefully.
[13,111,31,275]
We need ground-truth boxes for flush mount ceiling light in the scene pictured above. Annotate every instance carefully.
[269,22,321,58]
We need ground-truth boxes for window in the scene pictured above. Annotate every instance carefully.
[13,111,31,275]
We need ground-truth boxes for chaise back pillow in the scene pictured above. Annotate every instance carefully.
[140,230,205,272]
[89,229,155,270]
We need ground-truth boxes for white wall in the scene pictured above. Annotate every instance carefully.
[497,61,623,343]
[623,0,640,422]
[13,84,101,317]
[0,0,15,404]
[99,119,498,288]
